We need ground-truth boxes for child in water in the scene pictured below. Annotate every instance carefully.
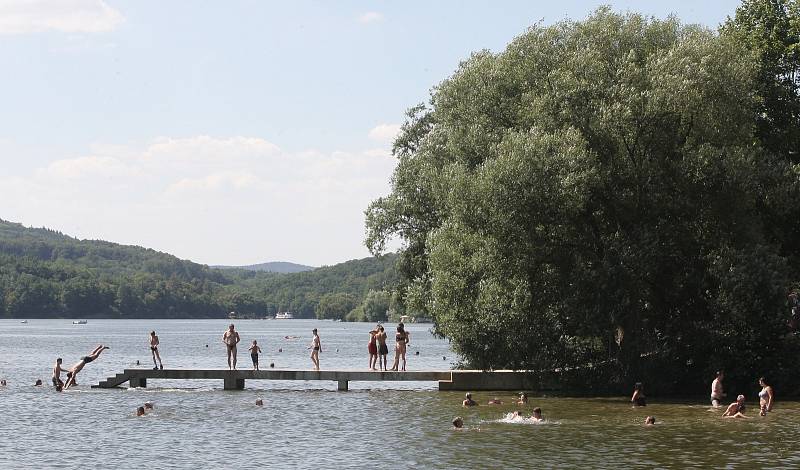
[249,340,262,371]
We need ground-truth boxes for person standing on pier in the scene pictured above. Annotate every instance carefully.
[309,328,322,370]
[249,340,262,371]
[377,326,389,370]
[223,324,241,370]
[149,331,163,370]
[368,326,379,370]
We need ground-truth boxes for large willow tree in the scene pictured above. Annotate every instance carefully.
[366,7,800,393]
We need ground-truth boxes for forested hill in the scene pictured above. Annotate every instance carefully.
[214,261,315,273]
[0,219,398,320]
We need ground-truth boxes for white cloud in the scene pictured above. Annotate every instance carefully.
[0,0,123,35]
[0,136,398,265]
[357,11,384,24]
[368,123,401,143]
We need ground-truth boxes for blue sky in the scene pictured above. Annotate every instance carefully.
[0,0,743,266]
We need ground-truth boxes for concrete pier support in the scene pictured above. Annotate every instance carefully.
[130,377,146,388]
[337,380,349,391]
[224,376,245,390]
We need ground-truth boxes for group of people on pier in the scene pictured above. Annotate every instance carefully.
[367,323,410,371]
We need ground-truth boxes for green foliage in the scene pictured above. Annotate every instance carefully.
[366,7,800,393]
[722,0,800,160]
[0,219,399,320]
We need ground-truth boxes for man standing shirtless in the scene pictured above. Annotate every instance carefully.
[223,324,241,370]
[52,358,66,391]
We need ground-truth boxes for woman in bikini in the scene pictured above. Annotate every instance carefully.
[758,377,774,416]
[390,325,408,371]
[64,345,109,389]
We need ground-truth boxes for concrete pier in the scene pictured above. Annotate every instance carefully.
[92,368,548,391]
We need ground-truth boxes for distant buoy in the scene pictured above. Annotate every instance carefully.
[278,348,283,353]
[270,363,275,368]
[415,351,419,356]
[205,344,209,348]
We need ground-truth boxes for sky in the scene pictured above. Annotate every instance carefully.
[0,0,743,267]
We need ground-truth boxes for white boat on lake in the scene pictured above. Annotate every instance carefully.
[72,320,88,325]
[274,312,294,320]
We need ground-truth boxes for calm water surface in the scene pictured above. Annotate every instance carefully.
[0,319,797,469]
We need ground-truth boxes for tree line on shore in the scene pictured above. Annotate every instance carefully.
[0,219,400,321]
[366,1,800,394]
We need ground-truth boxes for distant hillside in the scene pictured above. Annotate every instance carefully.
[0,218,399,320]
[214,261,315,273]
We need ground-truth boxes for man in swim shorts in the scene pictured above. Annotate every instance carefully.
[149,331,163,370]
[222,324,240,370]
[52,357,66,391]
[64,345,109,389]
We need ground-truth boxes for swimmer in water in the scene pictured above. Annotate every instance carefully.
[255,399,263,406]
[463,393,478,407]
[452,416,464,429]
[531,407,543,422]
[136,406,145,417]
[723,395,749,418]
[144,402,154,410]
[710,370,725,407]
[487,397,503,405]
[64,345,109,389]
[645,416,655,425]
[758,377,774,416]
[52,358,66,390]
[517,393,528,405]
[631,382,646,407]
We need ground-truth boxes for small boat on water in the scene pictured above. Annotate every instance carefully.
[20,320,28,324]
[73,320,88,325]
[274,312,294,320]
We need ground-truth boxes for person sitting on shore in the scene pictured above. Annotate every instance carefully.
[452,417,464,429]
[723,395,749,418]
[631,382,646,407]
[463,393,478,407]
[531,407,543,422]
[645,416,656,425]
[64,345,109,389]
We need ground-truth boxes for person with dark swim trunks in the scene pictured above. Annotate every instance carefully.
[249,340,262,371]
[376,326,389,370]
[52,358,66,390]
[64,345,109,389]
[149,331,163,370]
[309,329,321,370]
[631,382,646,407]
[368,326,379,370]
[222,324,240,370]
[723,395,749,418]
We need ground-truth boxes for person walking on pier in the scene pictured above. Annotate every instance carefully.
[149,331,163,370]
[64,345,109,389]
[309,328,322,370]
[223,324,241,370]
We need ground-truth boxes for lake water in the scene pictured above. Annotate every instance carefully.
[0,319,798,469]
